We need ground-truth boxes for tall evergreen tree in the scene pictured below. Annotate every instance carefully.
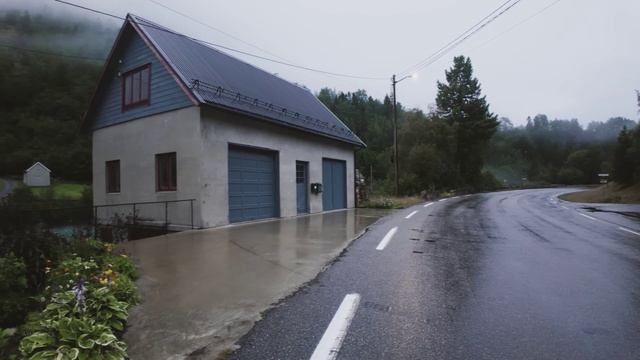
[436,56,498,187]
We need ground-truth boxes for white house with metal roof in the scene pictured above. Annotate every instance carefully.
[23,162,51,187]
[84,14,365,228]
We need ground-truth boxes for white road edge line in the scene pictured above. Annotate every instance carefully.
[424,202,433,208]
[405,210,419,219]
[438,198,447,202]
[309,293,361,360]
[561,206,569,210]
[376,227,398,251]
[578,213,596,221]
[619,227,640,236]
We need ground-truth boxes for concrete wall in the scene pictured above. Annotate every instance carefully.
[92,106,203,227]
[24,164,50,187]
[199,107,356,228]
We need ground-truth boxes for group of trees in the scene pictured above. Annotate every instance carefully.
[488,115,637,186]
[612,125,640,185]
[321,57,638,194]
[321,56,500,194]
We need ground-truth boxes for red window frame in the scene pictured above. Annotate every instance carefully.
[105,160,120,193]
[156,152,177,191]
[122,64,151,111]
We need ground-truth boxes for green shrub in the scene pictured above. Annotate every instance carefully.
[47,257,100,295]
[20,318,126,360]
[20,288,129,359]
[7,237,138,359]
[109,274,138,305]
[100,253,137,281]
[0,253,28,327]
[476,171,503,191]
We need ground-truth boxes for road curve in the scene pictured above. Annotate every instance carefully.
[231,188,640,360]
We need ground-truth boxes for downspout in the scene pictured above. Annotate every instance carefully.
[354,147,360,208]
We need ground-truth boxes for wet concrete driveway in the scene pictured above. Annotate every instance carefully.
[120,208,390,359]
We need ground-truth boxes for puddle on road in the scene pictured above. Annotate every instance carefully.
[582,207,640,219]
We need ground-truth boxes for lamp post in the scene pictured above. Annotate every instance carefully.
[391,73,416,196]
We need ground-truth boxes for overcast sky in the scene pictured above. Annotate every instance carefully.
[6,0,640,125]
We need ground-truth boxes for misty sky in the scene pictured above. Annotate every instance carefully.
[5,0,640,125]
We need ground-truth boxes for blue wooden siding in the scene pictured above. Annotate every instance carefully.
[92,30,193,129]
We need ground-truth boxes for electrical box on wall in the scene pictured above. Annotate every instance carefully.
[310,183,322,195]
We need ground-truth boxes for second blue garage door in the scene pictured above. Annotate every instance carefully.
[322,158,347,211]
[228,146,278,223]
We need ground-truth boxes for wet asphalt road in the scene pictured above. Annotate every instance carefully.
[231,188,640,360]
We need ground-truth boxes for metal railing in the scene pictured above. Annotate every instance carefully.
[93,199,196,230]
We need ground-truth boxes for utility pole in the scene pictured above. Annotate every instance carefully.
[392,74,399,196]
[390,73,416,197]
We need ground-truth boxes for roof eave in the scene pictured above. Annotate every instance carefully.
[201,102,365,147]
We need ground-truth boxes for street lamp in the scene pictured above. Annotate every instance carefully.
[391,73,417,196]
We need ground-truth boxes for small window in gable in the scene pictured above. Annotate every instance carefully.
[122,64,151,110]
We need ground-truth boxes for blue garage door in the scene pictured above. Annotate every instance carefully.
[228,146,278,223]
[322,158,347,211]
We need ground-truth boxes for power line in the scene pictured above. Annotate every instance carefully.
[147,0,291,62]
[0,43,105,61]
[54,0,123,20]
[52,0,388,81]
[399,0,524,77]
[469,0,562,52]
[398,0,515,76]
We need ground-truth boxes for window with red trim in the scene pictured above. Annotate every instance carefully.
[156,152,177,191]
[106,160,120,193]
[122,64,150,110]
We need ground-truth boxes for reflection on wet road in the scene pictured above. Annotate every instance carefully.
[233,188,640,360]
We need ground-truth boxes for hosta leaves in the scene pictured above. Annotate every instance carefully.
[27,350,57,360]
[76,334,95,349]
[21,332,55,353]
[95,332,117,346]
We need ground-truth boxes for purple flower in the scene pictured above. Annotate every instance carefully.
[72,279,87,313]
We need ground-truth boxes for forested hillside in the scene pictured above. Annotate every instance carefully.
[0,11,116,181]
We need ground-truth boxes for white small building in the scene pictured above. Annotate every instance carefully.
[23,162,51,187]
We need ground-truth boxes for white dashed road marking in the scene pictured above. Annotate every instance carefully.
[619,227,640,236]
[578,213,596,221]
[309,293,361,360]
[376,227,398,251]
[405,210,419,219]
[424,202,433,208]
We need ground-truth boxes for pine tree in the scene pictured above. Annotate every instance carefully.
[436,56,498,187]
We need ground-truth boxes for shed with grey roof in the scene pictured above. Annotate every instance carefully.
[85,14,364,228]
[23,162,51,187]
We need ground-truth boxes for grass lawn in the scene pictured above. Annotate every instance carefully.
[559,182,640,204]
[31,182,90,200]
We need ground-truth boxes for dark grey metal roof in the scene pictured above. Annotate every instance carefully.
[129,14,365,147]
